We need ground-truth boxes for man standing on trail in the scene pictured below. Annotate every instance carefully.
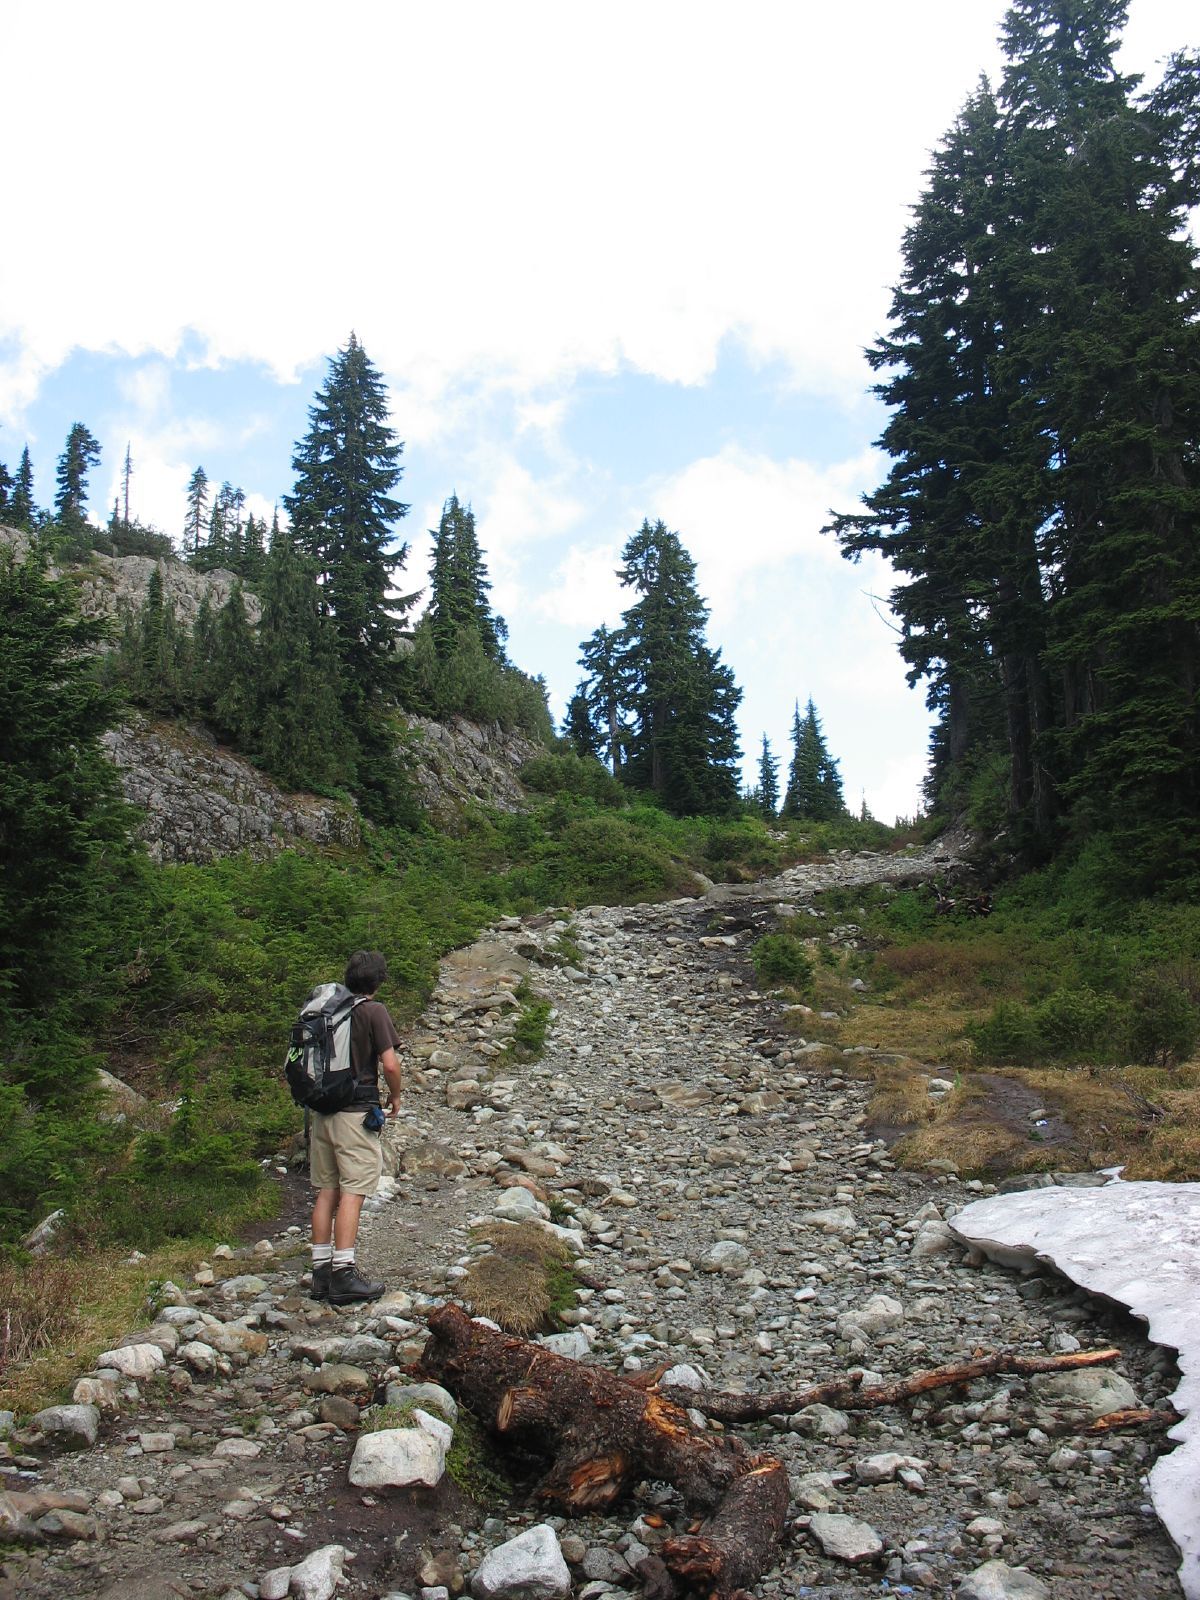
[309,950,402,1305]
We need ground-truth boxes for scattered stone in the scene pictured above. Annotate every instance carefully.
[955,1559,1051,1599]
[31,1404,100,1449]
[807,1512,884,1564]
[471,1523,571,1600]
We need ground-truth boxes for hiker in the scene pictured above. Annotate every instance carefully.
[309,949,402,1305]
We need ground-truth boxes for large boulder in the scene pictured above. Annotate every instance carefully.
[471,1524,571,1600]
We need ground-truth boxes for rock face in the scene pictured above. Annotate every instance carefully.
[951,1180,1200,1600]
[401,713,543,825]
[101,715,362,865]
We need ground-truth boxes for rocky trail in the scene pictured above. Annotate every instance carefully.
[1,842,1187,1600]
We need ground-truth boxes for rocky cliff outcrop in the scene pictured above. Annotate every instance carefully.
[402,713,543,826]
[102,717,361,864]
[0,525,260,628]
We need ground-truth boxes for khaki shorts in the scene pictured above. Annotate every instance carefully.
[309,1109,383,1196]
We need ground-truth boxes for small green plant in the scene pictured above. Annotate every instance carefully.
[446,1409,514,1502]
[502,982,553,1064]
[752,932,815,994]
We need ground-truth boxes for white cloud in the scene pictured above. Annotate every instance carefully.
[532,540,627,630]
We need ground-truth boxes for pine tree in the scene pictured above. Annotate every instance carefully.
[53,423,101,534]
[284,333,413,709]
[0,549,131,1008]
[577,625,630,774]
[10,447,36,530]
[427,494,506,661]
[757,735,780,819]
[782,699,846,821]
[563,689,602,761]
[121,442,133,527]
[0,454,11,519]
[612,519,742,815]
[183,467,209,557]
[207,583,257,745]
[251,519,350,790]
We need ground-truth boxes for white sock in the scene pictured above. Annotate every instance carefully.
[311,1243,333,1267]
[333,1248,355,1270]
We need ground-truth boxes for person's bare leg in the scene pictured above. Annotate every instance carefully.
[311,1186,339,1243]
[333,1191,366,1251]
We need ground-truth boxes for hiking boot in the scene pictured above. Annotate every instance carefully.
[310,1262,331,1301]
[328,1265,385,1305]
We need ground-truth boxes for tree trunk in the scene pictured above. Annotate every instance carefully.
[417,1304,788,1600]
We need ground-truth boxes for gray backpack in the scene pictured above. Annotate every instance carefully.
[285,983,365,1112]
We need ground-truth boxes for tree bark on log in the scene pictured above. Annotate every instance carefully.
[657,1345,1122,1424]
[417,1304,788,1600]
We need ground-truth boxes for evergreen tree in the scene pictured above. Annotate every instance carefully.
[0,550,132,1009]
[10,447,36,530]
[757,735,780,819]
[121,442,133,526]
[563,689,602,761]
[183,467,209,557]
[782,699,846,821]
[427,494,506,661]
[577,624,630,774]
[207,583,257,746]
[251,520,350,790]
[612,519,742,815]
[53,423,101,534]
[828,0,1200,883]
[0,453,11,519]
[284,333,413,705]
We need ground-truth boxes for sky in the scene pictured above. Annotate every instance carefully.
[2,1,1195,822]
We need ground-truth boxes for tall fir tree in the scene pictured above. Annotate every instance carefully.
[53,423,101,534]
[0,454,11,519]
[782,699,846,821]
[251,518,350,790]
[576,624,630,774]
[183,466,209,557]
[610,518,742,815]
[427,494,507,661]
[828,0,1200,883]
[10,447,36,530]
[284,333,413,709]
[757,735,780,819]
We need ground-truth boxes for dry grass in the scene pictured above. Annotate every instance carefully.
[874,935,1014,1002]
[462,1220,574,1336]
[0,1242,204,1415]
[895,1119,1028,1175]
[863,1062,942,1129]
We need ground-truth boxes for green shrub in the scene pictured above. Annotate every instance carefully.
[1129,975,1200,1068]
[752,932,815,993]
[968,1000,1043,1063]
[520,752,625,807]
[1031,987,1125,1057]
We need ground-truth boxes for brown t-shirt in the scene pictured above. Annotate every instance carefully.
[348,999,401,1108]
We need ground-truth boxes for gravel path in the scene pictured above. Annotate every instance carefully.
[2,842,1186,1600]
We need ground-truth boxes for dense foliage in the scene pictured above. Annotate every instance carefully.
[828,1,1200,888]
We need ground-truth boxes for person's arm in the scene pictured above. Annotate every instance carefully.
[379,1047,402,1117]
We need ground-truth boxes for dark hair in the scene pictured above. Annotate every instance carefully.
[344,949,387,995]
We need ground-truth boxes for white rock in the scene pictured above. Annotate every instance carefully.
[288,1544,347,1600]
[854,1451,928,1484]
[471,1524,571,1600]
[348,1426,447,1489]
[802,1205,859,1239]
[178,1340,218,1373]
[912,1219,958,1258]
[259,1571,292,1600]
[837,1294,904,1341]
[951,1179,1200,1600]
[538,1329,592,1359]
[73,1376,120,1412]
[1030,1368,1139,1420]
[698,1240,751,1273]
[955,1558,1050,1599]
[494,1187,546,1222]
[213,1437,263,1459]
[96,1342,165,1378]
[31,1404,99,1448]
[660,1363,707,1391]
[807,1512,883,1563]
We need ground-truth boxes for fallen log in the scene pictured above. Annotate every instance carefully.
[417,1303,788,1600]
[657,1345,1122,1424]
[1089,1406,1181,1434]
